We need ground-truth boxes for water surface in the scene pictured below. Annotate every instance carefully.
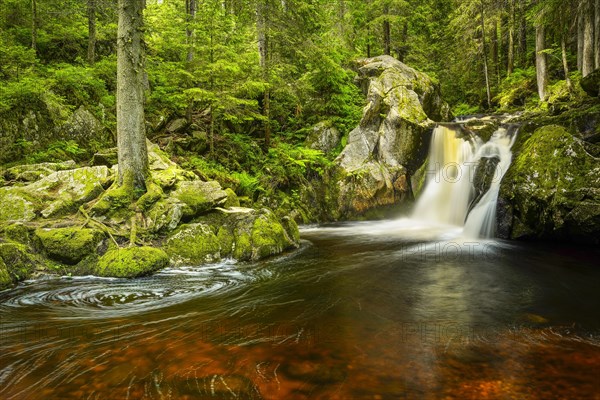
[1,220,600,399]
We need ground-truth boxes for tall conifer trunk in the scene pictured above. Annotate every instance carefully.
[117,0,149,191]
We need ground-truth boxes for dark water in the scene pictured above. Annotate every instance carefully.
[1,220,600,399]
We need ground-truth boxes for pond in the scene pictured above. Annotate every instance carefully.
[1,220,600,399]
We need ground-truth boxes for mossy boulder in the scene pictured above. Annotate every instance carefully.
[4,160,76,182]
[305,121,341,154]
[35,227,105,265]
[94,246,169,278]
[3,223,32,245]
[0,241,39,288]
[580,69,600,97]
[0,187,39,223]
[26,166,113,218]
[165,208,299,265]
[331,56,449,219]
[223,188,240,208]
[165,223,223,265]
[172,180,228,219]
[498,125,600,242]
[145,198,185,233]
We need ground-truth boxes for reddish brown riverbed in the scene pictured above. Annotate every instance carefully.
[2,221,600,399]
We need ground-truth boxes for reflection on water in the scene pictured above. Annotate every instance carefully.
[1,220,600,399]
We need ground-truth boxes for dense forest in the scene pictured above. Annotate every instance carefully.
[0,0,599,230]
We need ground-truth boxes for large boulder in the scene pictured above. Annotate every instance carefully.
[165,208,299,265]
[497,125,600,243]
[34,227,105,265]
[0,241,40,289]
[332,56,450,218]
[94,246,170,278]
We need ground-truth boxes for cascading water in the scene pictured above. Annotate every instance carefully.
[412,122,517,238]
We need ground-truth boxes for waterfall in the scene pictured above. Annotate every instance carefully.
[412,124,517,238]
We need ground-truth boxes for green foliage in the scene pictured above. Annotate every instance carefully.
[495,68,537,110]
[452,103,480,116]
[21,140,87,164]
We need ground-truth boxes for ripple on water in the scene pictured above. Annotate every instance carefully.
[0,260,255,319]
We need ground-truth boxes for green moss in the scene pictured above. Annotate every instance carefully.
[0,188,39,223]
[223,188,240,208]
[251,214,287,260]
[35,227,105,265]
[135,181,163,212]
[173,180,228,218]
[165,223,222,265]
[0,242,38,284]
[233,231,252,261]
[501,124,600,240]
[217,226,235,257]
[281,216,300,244]
[3,223,32,244]
[0,258,12,289]
[95,246,169,278]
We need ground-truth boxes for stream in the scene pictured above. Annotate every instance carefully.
[2,221,600,399]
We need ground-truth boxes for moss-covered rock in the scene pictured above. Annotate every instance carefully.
[305,121,341,154]
[0,257,11,289]
[145,198,185,233]
[4,160,77,182]
[223,188,240,208]
[498,125,600,242]
[0,241,39,287]
[165,223,223,265]
[331,56,449,219]
[35,227,105,265]
[94,246,169,278]
[3,223,32,245]
[25,166,113,218]
[0,187,39,223]
[172,180,228,219]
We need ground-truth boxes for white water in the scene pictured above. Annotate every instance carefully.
[412,124,517,239]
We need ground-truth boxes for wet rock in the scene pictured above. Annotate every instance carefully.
[498,125,600,243]
[94,246,169,278]
[165,223,223,264]
[468,156,500,215]
[305,121,341,154]
[35,227,105,265]
[165,208,299,265]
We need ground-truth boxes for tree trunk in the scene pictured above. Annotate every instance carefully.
[582,0,595,76]
[383,6,391,56]
[480,2,492,109]
[535,22,548,101]
[186,0,196,63]
[87,0,96,64]
[518,2,527,67]
[397,22,408,62]
[491,19,499,85]
[257,1,270,149]
[561,34,573,93]
[594,0,600,69]
[507,0,515,75]
[117,0,149,191]
[31,0,37,53]
[577,9,584,72]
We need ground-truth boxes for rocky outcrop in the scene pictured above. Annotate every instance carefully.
[331,55,450,218]
[497,125,600,243]
[0,143,300,285]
